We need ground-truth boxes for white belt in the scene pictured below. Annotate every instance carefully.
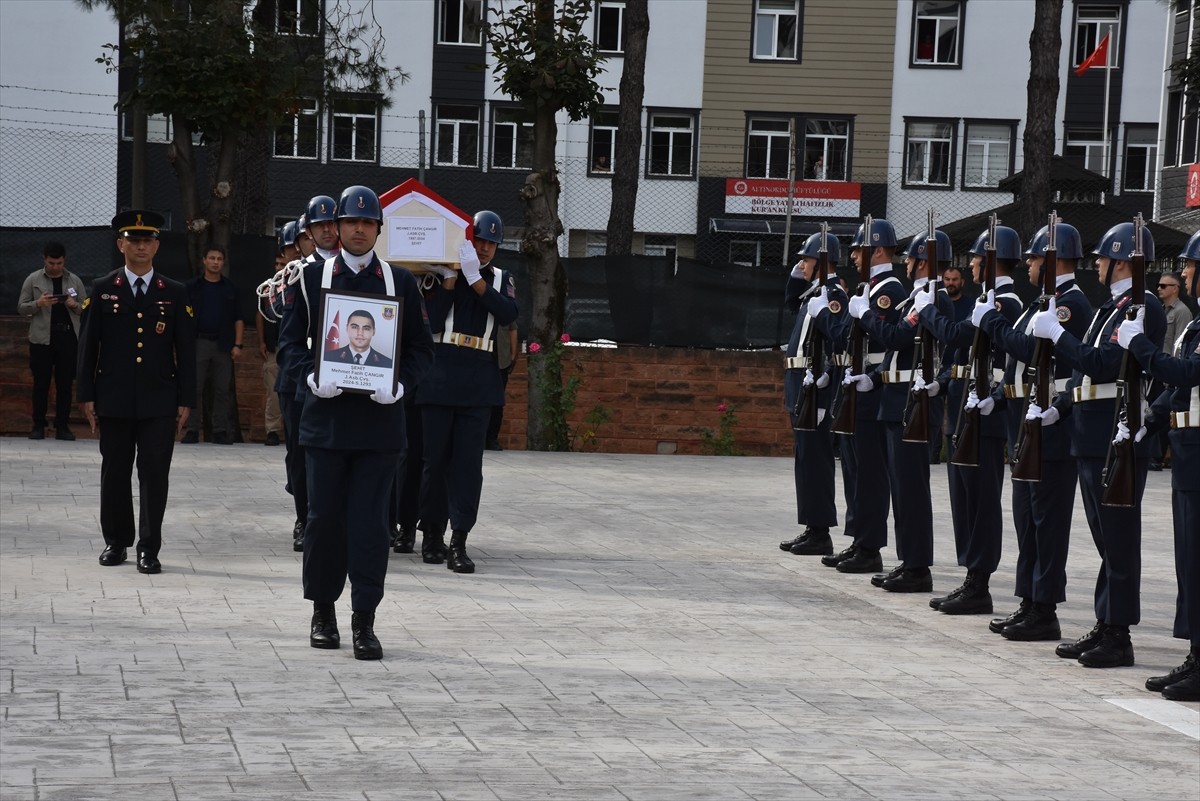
[832,354,851,367]
[439,330,494,352]
[1004,376,1069,399]
[880,370,914,384]
[1172,411,1200,429]
[785,356,809,370]
[950,366,1005,383]
[1072,383,1119,403]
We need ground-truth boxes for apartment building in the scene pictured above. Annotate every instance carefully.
[1158,0,1200,231]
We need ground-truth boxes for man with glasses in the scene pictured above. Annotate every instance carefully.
[1153,273,1193,469]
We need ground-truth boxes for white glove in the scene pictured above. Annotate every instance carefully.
[913,373,940,398]
[426,263,456,280]
[912,288,934,315]
[803,369,831,390]
[1032,298,1065,343]
[790,261,806,279]
[307,372,342,399]
[843,369,874,393]
[965,389,995,416]
[459,240,482,285]
[1116,306,1145,350]
[971,290,995,329]
[816,408,827,426]
[370,382,404,405]
[1113,419,1148,444]
[1025,402,1059,427]
[806,288,829,319]
[848,287,870,320]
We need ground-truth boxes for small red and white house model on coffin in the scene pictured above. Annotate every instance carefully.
[374,178,473,272]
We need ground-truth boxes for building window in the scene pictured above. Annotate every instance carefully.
[274,98,320,159]
[746,117,792,179]
[752,0,801,62]
[1164,90,1199,167]
[329,97,377,162]
[1064,127,1107,174]
[647,111,695,177]
[121,111,173,144]
[643,234,678,264]
[589,109,618,175]
[911,1,963,67]
[435,105,480,167]
[803,118,849,180]
[274,0,320,36]
[1074,5,1120,70]
[962,121,1013,189]
[491,107,533,170]
[730,240,762,266]
[904,119,955,187]
[1122,126,1158,192]
[438,0,483,45]
[596,1,625,53]
[585,232,607,257]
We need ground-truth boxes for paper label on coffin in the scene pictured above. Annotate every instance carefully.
[376,179,472,271]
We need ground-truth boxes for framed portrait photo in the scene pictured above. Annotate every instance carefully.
[315,289,402,395]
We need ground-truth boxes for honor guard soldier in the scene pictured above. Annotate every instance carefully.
[1030,221,1166,667]
[416,210,519,573]
[1115,230,1200,701]
[277,185,434,660]
[820,219,907,576]
[77,210,197,574]
[778,229,850,556]
[914,225,1023,614]
[976,222,1092,641]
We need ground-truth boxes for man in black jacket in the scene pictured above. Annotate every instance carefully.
[182,246,245,444]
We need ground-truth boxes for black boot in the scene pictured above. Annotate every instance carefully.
[822,544,857,568]
[292,520,305,553]
[1146,648,1200,693]
[310,603,339,649]
[990,598,1032,634]
[835,547,883,574]
[881,566,933,593]
[422,528,447,564]
[791,528,833,556]
[1078,624,1134,668]
[351,611,382,660]
[779,531,809,551]
[872,564,905,587]
[394,525,416,554]
[930,575,969,610]
[1002,602,1061,641]
[447,530,475,574]
[939,571,993,615]
[1162,666,1200,702]
[1055,621,1105,658]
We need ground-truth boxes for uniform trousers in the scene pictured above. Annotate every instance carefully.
[838,434,857,540]
[279,392,308,525]
[187,339,233,436]
[948,436,1005,573]
[792,418,838,528]
[420,405,490,535]
[1172,488,1200,645]
[30,331,77,429]
[850,416,890,551]
[1017,460,1078,604]
[98,415,177,557]
[1010,478,1036,597]
[1077,456,1147,626]
[303,447,396,611]
[391,397,423,532]
[883,421,934,568]
[261,359,281,435]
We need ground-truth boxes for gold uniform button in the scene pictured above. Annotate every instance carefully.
[136,357,143,364]
[137,328,144,334]
[137,342,144,349]
[137,312,144,319]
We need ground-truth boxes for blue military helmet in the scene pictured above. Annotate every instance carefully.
[849,218,897,249]
[797,230,840,264]
[277,220,298,252]
[296,213,308,234]
[968,225,1023,261]
[1093,221,1156,262]
[306,195,337,224]
[903,229,953,263]
[336,185,383,222]
[473,210,504,244]
[1023,222,1084,260]
[1183,229,1200,261]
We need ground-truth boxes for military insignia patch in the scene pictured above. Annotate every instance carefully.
[382,305,396,321]
[828,300,842,314]
[156,321,166,334]
[82,297,91,310]
[1056,307,1071,322]
[186,305,195,317]
[877,295,892,309]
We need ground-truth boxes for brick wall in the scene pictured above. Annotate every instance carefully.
[0,316,792,456]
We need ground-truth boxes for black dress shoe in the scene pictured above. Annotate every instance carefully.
[881,566,933,593]
[98,545,127,566]
[292,520,305,553]
[780,531,810,551]
[352,611,382,660]
[836,547,883,574]
[422,532,447,564]
[265,431,280,446]
[55,428,76,441]
[1162,670,1200,702]
[1056,621,1105,659]
[1002,602,1061,641]
[822,545,857,568]
[939,573,993,615]
[310,603,340,649]
[136,553,162,574]
[872,564,905,587]
[1146,651,1199,693]
[393,526,416,554]
[28,427,45,440]
[791,529,833,555]
[1078,625,1134,668]
[447,531,475,573]
[180,431,199,444]
[990,598,1032,633]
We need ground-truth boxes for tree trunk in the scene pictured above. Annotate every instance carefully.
[1020,0,1063,239]
[605,0,648,256]
[208,134,239,266]
[167,114,205,274]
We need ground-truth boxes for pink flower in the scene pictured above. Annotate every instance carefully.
[560,333,571,343]
[717,403,728,412]
[529,342,542,354]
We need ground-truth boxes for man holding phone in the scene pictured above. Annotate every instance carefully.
[17,241,87,440]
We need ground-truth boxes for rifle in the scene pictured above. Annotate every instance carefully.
[1101,214,1147,507]
[900,209,939,443]
[794,222,831,431]
[830,215,873,435]
[1012,211,1059,482]
[950,214,998,466]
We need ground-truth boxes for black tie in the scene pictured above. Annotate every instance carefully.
[134,277,145,297]
[354,353,362,364]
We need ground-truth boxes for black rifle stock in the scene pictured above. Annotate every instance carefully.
[900,211,938,444]
[830,215,873,435]
[794,224,831,431]
[951,215,998,466]
[1012,212,1059,482]
[1101,215,1146,507]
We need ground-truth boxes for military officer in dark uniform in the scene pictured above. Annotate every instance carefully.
[1116,229,1200,701]
[977,222,1093,641]
[77,210,196,574]
[778,229,850,556]
[416,210,519,574]
[1031,222,1166,668]
[277,185,434,660]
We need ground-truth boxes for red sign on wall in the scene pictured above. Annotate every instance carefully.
[1187,164,1200,208]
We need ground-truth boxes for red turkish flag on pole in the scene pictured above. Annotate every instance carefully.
[325,310,340,351]
[1075,33,1109,76]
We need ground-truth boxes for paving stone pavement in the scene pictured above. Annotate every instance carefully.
[1,437,1197,801]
